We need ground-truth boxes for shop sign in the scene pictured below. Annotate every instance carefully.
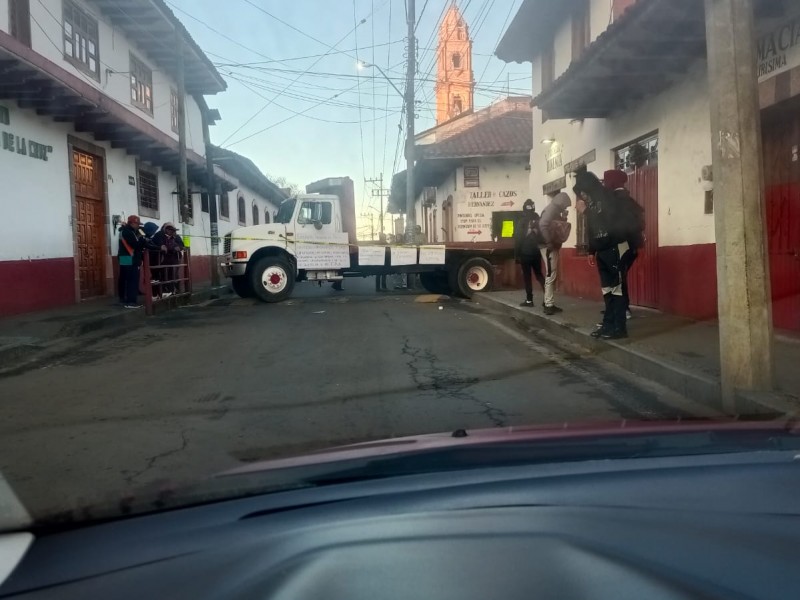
[457,190,521,237]
[758,13,800,82]
[546,142,562,172]
[564,149,596,174]
[0,105,53,162]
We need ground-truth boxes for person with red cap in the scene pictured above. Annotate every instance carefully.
[603,169,645,319]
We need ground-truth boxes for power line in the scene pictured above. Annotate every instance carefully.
[476,0,518,87]
[381,0,394,180]
[352,0,367,211]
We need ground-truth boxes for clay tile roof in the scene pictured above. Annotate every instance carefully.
[418,108,532,159]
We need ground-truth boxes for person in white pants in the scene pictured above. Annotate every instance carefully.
[538,192,572,315]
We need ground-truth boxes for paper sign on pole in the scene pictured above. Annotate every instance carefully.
[391,246,417,266]
[358,245,386,266]
[418,245,446,265]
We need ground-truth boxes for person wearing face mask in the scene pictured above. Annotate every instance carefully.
[514,199,545,308]
[538,192,573,315]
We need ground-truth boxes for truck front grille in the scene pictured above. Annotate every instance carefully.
[223,233,232,254]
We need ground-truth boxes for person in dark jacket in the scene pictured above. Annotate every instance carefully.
[574,170,630,339]
[603,169,644,319]
[514,199,545,307]
[118,215,162,308]
[152,222,185,296]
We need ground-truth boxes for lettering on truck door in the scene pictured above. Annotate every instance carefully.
[294,199,350,269]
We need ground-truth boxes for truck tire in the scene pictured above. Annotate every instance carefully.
[250,256,295,303]
[419,271,451,295]
[453,257,495,298]
[230,275,254,298]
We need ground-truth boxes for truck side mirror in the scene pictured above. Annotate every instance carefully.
[313,220,323,231]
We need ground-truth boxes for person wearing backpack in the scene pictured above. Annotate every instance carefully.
[539,192,573,315]
[514,199,545,308]
[603,169,645,319]
[574,170,630,339]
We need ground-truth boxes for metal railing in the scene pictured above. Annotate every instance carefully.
[142,249,192,316]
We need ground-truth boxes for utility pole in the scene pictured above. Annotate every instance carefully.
[360,212,375,240]
[366,173,388,236]
[404,0,416,241]
[704,0,773,408]
[201,108,219,289]
[176,31,189,226]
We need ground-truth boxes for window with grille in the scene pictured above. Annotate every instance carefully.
[572,0,590,62]
[614,132,659,173]
[137,166,159,218]
[130,53,153,114]
[237,195,246,225]
[63,0,99,79]
[220,192,230,219]
[9,0,32,47]
[170,88,179,133]
[252,202,259,225]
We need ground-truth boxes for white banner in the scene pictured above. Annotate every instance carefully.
[357,245,387,266]
[418,245,446,265]
[391,246,417,266]
[295,232,350,269]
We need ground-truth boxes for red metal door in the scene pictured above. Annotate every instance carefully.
[762,109,800,332]
[626,164,659,308]
[73,149,106,299]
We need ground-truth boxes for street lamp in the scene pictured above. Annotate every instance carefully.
[357,59,416,240]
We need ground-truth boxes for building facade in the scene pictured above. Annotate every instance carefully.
[0,0,285,317]
[497,0,800,331]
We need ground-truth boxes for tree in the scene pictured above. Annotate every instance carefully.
[268,174,302,197]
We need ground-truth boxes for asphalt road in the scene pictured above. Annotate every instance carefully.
[0,277,710,521]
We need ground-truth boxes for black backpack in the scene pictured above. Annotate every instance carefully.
[611,192,645,248]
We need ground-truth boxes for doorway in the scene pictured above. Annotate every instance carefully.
[762,98,800,332]
[72,148,106,299]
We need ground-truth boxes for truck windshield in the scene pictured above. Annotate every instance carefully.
[275,198,297,224]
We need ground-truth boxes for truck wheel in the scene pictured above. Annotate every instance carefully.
[230,275,254,298]
[454,257,495,298]
[419,271,451,295]
[250,256,295,303]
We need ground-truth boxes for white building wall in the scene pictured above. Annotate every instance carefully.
[0,101,73,261]
[531,60,714,249]
[23,0,205,155]
[414,156,530,243]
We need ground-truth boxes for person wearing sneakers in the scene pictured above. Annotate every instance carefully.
[538,192,572,315]
[514,199,545,308]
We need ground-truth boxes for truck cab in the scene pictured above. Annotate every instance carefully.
[222,193,349,302]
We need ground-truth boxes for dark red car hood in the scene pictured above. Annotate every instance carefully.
[220,419,796,477]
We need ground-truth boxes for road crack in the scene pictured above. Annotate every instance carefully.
[122,428,190,485]
[401,337,508,427]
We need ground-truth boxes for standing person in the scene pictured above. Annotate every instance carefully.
[538,192,572,315]
[514,199,545,308]
[375,233,389,292]
[603,169,645,320]
[152,222,185,296]
[574,170,630,339]
[118,215,162,309]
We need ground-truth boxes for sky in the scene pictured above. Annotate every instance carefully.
[168,0,532,235]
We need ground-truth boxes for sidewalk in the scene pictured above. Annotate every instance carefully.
[0,284,229,375]
[478,291,799,415]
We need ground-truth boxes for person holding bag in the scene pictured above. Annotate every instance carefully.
[118,215,163,308]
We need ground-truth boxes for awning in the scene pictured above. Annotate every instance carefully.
[495,0,582,63]
[90,0,226,95]
[0,31,209,185]
[533,0,707,120]
[388,159,459,214]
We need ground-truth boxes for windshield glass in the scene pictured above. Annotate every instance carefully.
[275,198,297,224]
[0,0,796,529]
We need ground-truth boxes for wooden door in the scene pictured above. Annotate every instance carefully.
[626,164,659,308]
[73,149,106,299]
[762,105,800,332]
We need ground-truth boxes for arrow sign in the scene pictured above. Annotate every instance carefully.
[501,200,515,207]
[468,229,482,236]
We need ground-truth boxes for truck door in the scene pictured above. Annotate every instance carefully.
[296,198,335,242]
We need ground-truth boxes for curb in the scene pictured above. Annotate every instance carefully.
[0,286,231,377]
[476,293,797,416]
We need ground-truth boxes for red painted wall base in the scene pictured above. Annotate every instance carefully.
[0,258,75,316]
[558,243,719,320]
